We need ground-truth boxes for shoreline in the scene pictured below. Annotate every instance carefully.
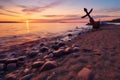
[0,24,120,80]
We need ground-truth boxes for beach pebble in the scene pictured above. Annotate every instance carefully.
[77,67,94,80]
[53,49,66,57]
[21,74,33,80]
[65,47,73,54]
[68,33,73,37]
[0,64,4,70]
[5,74,16,80]
[39,43,45,47]
[32,61,44,68]
[58,42,65,47]
[51,45,59,50]
[40,61,57,72]
[7,63,16,71]
[40,47,48,53]
[44,53,54,59]
[23,68,30,75]
[73,47,80,52]
[28,51,38,58]
[82,49,93,53]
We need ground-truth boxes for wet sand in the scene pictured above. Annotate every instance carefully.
[0,24,120,80]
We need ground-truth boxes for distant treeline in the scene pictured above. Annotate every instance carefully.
[110,18,120,22]
[0,21,21,23]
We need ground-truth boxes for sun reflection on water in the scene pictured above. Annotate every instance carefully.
[26,20,30,33]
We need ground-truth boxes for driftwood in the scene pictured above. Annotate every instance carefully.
[81,8,100,29]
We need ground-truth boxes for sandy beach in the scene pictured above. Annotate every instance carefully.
[0,24,120,80]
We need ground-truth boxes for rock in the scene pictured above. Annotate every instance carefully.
[44,53,54,59]
[23,68,30,75]
[40,61,57,72]
[40,47,48,53]
[72,53,79,57]
[77,67,94,80]
[73,47,80,52]
[82,49,93,53]
[5,74,16,80]
[68,33,73,37]
[51,45,59,50]
[53,49,66,57]
[21,74,33,80]
[0,64,3,70]
[39,43,45,47]
[58,42,65,47]
[28,51,38,58]
[7,63,16,71]
[32,61,44,68]
[65,47,73,54]
[0,54,6,59]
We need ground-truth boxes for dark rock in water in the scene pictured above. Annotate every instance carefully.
[5,74,16,80]
[53,49,66,57]
[28,51,38,58]
[40,61,57,72]
[40,47,48,53]
[21,74,33,80]
[73,47,80,52]
[39,43,45,47]
[58,42,65,47]
[51,45,59,50]
[32,61,44,68]
[68,33,73,37]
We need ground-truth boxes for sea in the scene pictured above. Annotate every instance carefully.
[0,23,92,52]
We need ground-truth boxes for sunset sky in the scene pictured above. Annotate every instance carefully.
[0,0,120,22]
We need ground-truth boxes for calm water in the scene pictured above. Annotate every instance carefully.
[0,23,91,51]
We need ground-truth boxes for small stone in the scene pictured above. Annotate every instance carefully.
[58,42,65,47]
[65,47,73,54]
[32,61,44,68]
[77,67,94,80]
[51,45,59,50]
[0,64,3,71]
[53,49,65,57]
[23,68,30,75]
[21,74,33,80]
[5,74,16,80]
[73,47,80,52]
[40,47,48,53]
[28,51,38,58]
[68,33,73,37]
[44,53,54,59]
[72,53,79,57]
[7,63,16,71]
[82,49,93,53]
[40,61,57,72]
[39,43,45,47]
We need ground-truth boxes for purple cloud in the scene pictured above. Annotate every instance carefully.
[0,5,20,14]
[0,12,19,17]
[19,0,63,14]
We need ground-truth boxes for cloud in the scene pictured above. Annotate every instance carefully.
[18,0,63,14]
[104,8,120,12]
[0,12,19,17]
[0,5,20,14]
